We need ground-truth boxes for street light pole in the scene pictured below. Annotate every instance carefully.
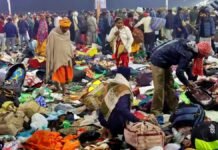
[166,0,169,10]
[7,0,11,15]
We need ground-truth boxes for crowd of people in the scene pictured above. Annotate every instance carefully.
[0,6,216,50]
[0,5,218,150]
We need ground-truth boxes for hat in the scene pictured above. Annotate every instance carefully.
[59,18,72,28]
[197,42,213,56]
[136,7,144,13]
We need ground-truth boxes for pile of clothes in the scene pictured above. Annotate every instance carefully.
[1,43,218,150]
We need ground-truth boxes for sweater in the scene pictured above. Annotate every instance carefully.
[151,39,196,86]
[87,16,97,33]
[134,16,153,33]
[107,26,134,53]
[18,20,29,34]
[4,22,18,38]
[46,27,74,81]
[198,17,215,38]
[98,94,139,136]
[165,13,174,29]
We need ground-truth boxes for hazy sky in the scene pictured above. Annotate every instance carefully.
[0,0,201,13]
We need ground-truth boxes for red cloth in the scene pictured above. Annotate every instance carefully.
[115,39,129,67]
[28,58,46,69]
[80,34,87,44]
[192,42,212,76]
[0,21,4,33]
[144,13,150,17]
[123,18,134,31]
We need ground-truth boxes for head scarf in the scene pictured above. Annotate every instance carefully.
[72,11,78,24]
[144,12,150,17]
[59,18,71,28]
[192,42,213,76]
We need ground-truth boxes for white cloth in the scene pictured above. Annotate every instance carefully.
[107,73,131,89]
[164,29,173,40]
[0,33,5,50]
[200,37,212,46]
[54,16,62,28]
[24,70,42,87]
[165,143,181,150]
[135,16,153,33]
[31,113,48,130]
[107,26,134,53]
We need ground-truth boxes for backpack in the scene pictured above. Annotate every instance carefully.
[124,121,165,150]
[150,17,166,31]
[186,88,216,110]
[192,121,218,150]
[170,103,205,128]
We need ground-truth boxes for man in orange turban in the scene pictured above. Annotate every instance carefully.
[59,17,72,33]
[46,17,74,95]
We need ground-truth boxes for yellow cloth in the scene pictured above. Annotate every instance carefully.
[34,56,46,63]
[117,44,125,57]
[87,47,98,57]
[2,101,14,110]
[35,40,47,57]
[132,42,140,53]
[88,80,102,92]
[59,18,72,28]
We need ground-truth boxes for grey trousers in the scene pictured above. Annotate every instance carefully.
[6,37,16,51]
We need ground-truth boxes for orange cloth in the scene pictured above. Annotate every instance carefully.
[24,131,63,150]
[52,66,73,84]
[59,18,72,28]
[62,140,80,150]
[24,131,80,150]
[62,135,80,150]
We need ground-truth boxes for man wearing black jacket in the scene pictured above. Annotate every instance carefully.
[150,39,213,116]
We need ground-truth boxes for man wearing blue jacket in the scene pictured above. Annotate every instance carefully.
[18,15,29,45]
[165,9,174,40]
[197,8,215,45]
[174,7,188,39]
[4,17,18,51]
[150,39,213,116]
